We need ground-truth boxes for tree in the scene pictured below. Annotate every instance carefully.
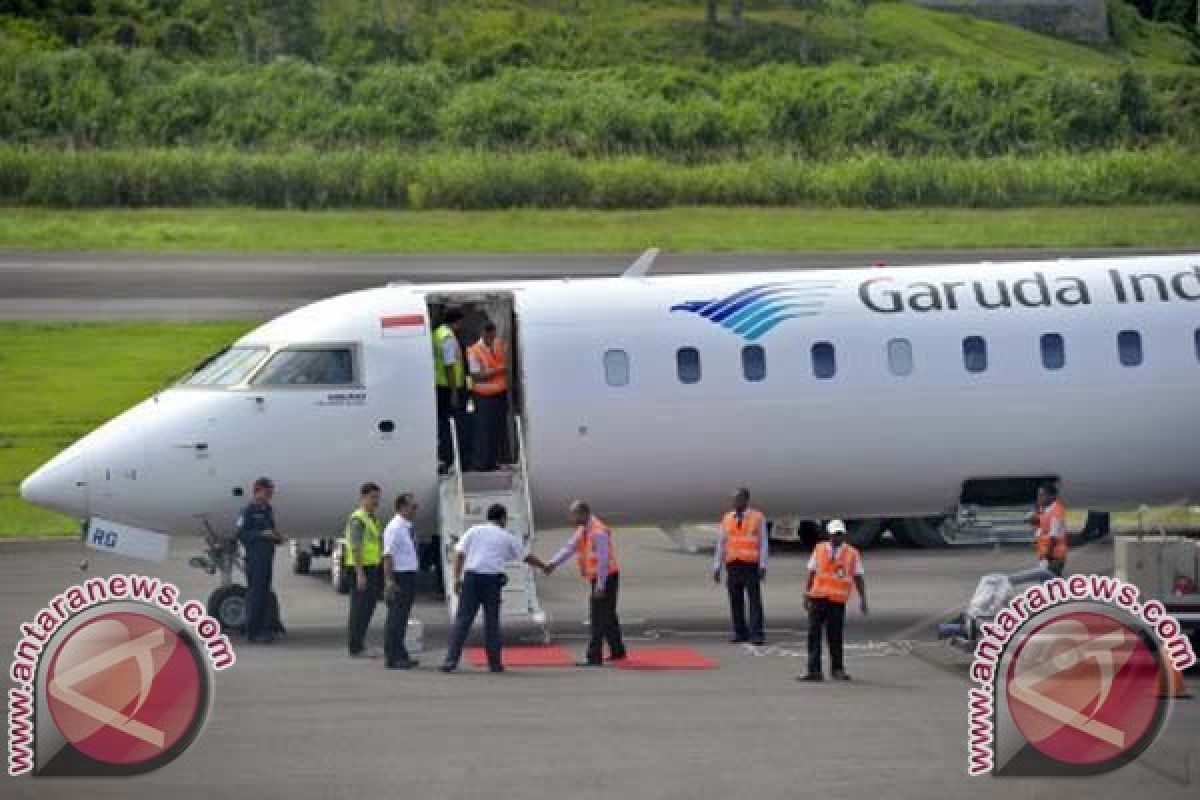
[705,1,746,27]
[259,0,320,60]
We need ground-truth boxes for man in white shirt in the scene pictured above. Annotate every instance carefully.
[440,504,547,673]
[382,494,420,670]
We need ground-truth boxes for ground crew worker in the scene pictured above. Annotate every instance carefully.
[1033,483,1068,576]
[467,320,509,471]
[801,519,867,682]
[433,308,467,471]
[544,501,627,666]
[441,504,547,673]
[382,493,419,670]
[236,476,285,644]
[713,487,767,645]
[346,482,384,658]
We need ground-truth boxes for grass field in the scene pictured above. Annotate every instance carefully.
[0,322,254,537]
[3,206,1200,254]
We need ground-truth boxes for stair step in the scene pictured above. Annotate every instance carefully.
[462,470,517,493]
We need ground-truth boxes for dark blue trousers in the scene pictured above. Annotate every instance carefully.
[726,562,765,642]
[444,571,504,669]
[244,546,274,640]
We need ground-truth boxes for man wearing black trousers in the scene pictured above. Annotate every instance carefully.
[236,476,285,644]
[382,493,419,670]
[440,504,546,673]
[801,519,868,682]
[345,482,384,658]
[713,487,768,645]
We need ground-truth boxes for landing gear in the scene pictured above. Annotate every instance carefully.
[892,517,951,548]
[331,540,352,595]
[207,585,248,632]
[293,549,312,575]
[846,519,885,549]
[1076,511,1111,544]
[189,529,248,632]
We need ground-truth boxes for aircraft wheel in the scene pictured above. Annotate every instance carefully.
[846,519,885,550]
[1076,511,1111,544]
[293,550,312,575]
[893,517,951,548]
[207,585,247,632]
[331,543,351,595]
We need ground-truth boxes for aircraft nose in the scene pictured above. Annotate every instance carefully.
[20,451,88,518]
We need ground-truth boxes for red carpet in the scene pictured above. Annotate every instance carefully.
[612,646,718,671]
[465,644,575,668]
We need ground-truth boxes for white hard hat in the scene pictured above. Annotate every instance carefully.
[826,519,848,535]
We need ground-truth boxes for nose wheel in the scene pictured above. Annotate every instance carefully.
[207,585,248,632]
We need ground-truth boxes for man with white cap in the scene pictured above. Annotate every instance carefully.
[800,519,867,682]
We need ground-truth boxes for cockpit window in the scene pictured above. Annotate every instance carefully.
[181,347,268,386]
[250,347,357,386]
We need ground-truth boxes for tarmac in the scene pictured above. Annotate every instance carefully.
[1,531,1196,799]
[0,248,1188,320]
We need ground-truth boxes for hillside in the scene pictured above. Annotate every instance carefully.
[1,0,1197,210]
[3,0,1196,70]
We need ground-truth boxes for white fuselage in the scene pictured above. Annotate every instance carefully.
[21,255,1200,538]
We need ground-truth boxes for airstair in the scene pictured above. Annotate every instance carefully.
[438,416,549,642]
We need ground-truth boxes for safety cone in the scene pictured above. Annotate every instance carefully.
[1159,665,1192,699]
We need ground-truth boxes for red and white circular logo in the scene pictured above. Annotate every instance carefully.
[1005,610,1163,769]
[45,610,208,772]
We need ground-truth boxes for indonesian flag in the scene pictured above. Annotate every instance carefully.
[380,313,424,337]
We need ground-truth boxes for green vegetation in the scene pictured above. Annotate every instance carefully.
[3,0,1195,69]
[3,205,1198,253]
[0,322,254,537]
[2,146,1197,209]
[1,1,1197,209]
[3,42,1197,156]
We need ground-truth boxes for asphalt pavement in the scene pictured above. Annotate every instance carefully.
[0,248,1188,320]
[0,532,1195,799]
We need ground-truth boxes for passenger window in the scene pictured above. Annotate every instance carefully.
[603,349,629,387]
[251,348,356,386]
[887,338,913,377]
[963,336,987,373]
[742,345,766,382]
[676,347,701,384]
[1040,333,1065,370]
[182,346,267,386]
[811,342,836,380]
[1117,330,1142,367]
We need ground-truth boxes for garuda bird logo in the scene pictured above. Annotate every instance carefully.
[669,281,837,341]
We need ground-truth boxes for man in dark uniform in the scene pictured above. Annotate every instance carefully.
[236,477,285,644]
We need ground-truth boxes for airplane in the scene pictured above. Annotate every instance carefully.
[20,251,1200,630]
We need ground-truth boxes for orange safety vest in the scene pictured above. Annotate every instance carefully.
[722,508,764,565]
[468,338,508,396]
[807,542,859,604]
[575,516,619,582]
[1033,499,1068,561]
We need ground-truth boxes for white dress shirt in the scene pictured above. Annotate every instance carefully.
[382,513,418,572]
[456,523,525,574]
